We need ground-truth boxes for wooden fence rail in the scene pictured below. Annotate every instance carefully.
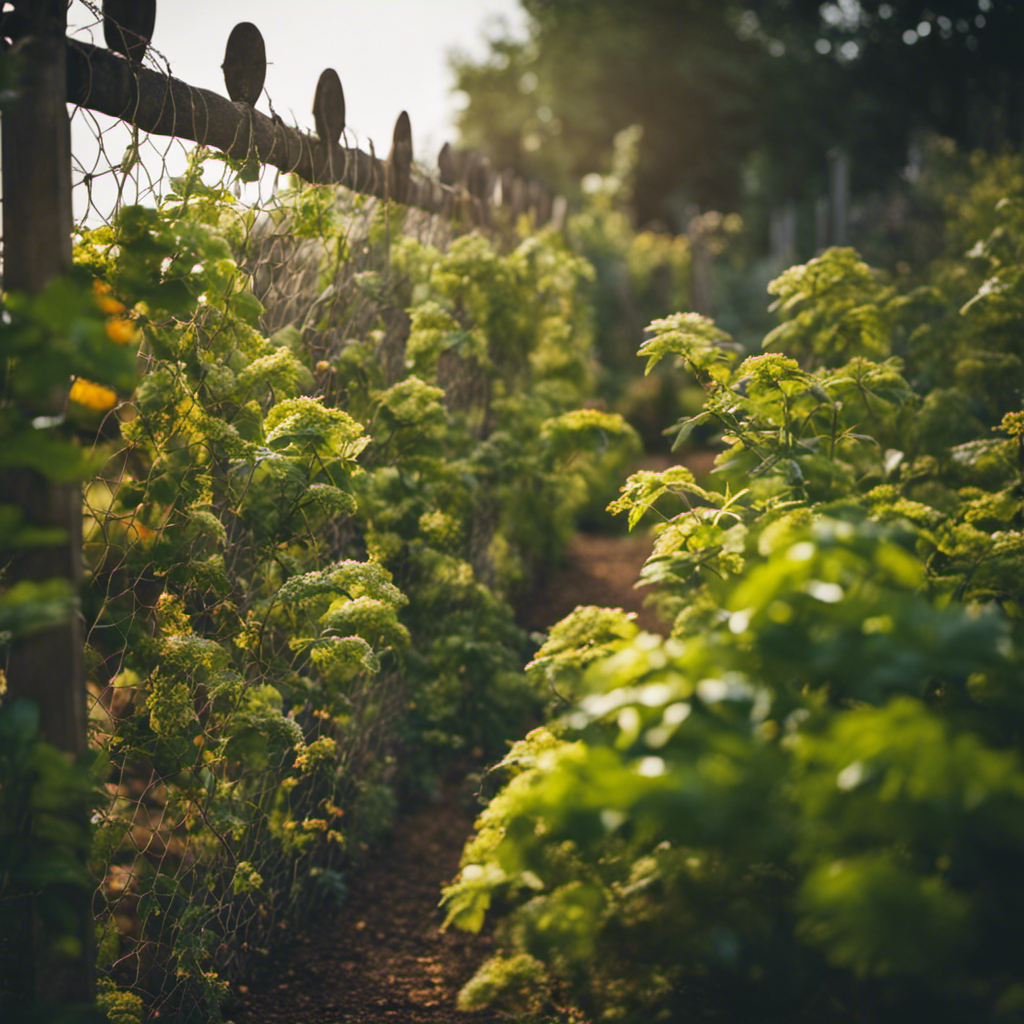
[54,5,562,228]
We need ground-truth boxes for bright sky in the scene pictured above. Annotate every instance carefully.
[66,0,527,220]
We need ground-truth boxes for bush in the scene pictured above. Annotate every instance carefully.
[444,151,1024,1024]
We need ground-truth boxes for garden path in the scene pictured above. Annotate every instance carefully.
[229,774,503,1024]
[228,450,711,1023]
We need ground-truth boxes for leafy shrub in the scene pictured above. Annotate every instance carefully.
[445,152,1024,1023]
[0,701,107,1023]
[27,151,637,1019]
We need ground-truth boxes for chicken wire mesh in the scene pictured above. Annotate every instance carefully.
[78,175,502,1024]
[0,6,519,1019]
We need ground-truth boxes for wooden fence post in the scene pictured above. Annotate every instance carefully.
[828,147,850,247]
[1,0,95,1008]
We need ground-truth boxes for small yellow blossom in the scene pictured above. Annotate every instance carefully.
[999,411,1024,440]
[69,377,117,411]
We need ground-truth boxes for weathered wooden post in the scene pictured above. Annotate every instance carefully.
[828,147,850,247]
[1,0,94,1008]
[387,110,413,204]
[2,0,85,754]
[223,21,268,106]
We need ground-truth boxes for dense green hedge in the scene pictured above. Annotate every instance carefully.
[443,153,1024,1023]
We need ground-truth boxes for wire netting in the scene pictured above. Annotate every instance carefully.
[77,184,476,1017]
[0,9,654,1020]
[48,9,516,1019]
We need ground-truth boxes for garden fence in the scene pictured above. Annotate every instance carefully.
[1,0,565,1015]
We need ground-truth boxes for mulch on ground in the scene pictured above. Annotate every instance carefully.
[228,778,501,1024]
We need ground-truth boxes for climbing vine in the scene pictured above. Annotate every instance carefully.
[3,144,640,1021]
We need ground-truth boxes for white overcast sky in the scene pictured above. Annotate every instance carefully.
[65,0,527,219]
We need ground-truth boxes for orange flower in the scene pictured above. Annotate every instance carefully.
[105,317,138,345]
[129,520,155,542]
[69,377,118,411]
[92,279,126,316]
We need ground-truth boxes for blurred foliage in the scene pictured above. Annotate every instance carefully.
[445,150,1024,1023]
[554,127,736,457]
[454,1,1024,229]
[453,0,763,223]
[0,701,108,1024]
[0,178,139,1020]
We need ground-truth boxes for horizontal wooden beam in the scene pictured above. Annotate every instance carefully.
[65,37,487,222]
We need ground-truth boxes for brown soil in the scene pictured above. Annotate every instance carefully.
[517,446,718,639]
[520,531,665,635]
[228,779,501,1024]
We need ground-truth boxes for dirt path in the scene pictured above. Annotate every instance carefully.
[519,531,663,635]
[517,445,718,638]
[229,512,678,1021]
[229,779,502,1024]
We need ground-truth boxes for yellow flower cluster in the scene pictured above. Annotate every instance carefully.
[69,282,141,411]
[69,377,118,411]
[106,318,137,344]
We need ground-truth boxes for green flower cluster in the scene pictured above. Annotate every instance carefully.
[41,149,638,1019]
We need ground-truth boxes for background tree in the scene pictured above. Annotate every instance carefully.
[453,0,763,226]
[451,1,1024,231]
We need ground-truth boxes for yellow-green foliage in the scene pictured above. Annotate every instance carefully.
[765,247,892,365]
[447,152,1024,1024]
[457,954,550,1014]
[526,606,639,704]
[36,148,639,1021]
[97,980,145,1024]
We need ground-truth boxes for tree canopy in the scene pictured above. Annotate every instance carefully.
[451,0,1024,227]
